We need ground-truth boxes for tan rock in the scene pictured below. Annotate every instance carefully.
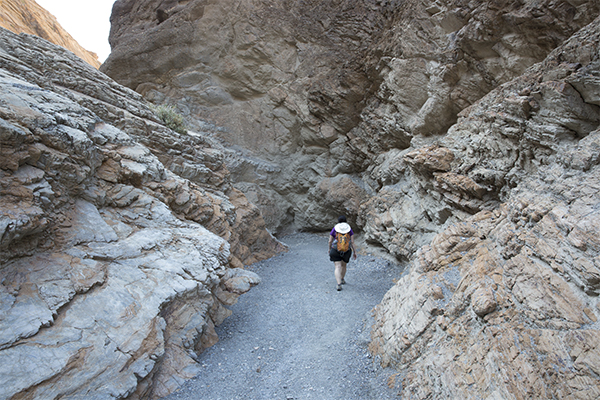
[471,288,496,317]
[404,145,455,174]
[0,0,101,68]
[370,17,600,399]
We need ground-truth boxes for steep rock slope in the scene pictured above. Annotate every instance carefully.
[0,0,101,68]
[353,0,600,259]
[99,1,600,398]
[100,0,402,234]
[0,28,283,399]
[370,18,600,398]
[101,0,600,242]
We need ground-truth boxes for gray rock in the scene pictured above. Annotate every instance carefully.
[370,17,600,400]
[0,26,283,400]
[4,0,600,398]
[102,0,600,239]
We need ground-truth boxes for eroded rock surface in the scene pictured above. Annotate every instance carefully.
[370,17,600,399]
[0,0,101,68]
[0,28,283,399]
[6,0,600,398]
[102,0,600,241]
[101,1,600,398]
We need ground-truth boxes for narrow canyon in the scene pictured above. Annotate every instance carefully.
[1,0,600,399]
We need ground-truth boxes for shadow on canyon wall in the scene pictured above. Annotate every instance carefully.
[2,0,600,398]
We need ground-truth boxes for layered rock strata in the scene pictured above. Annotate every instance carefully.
[99,1,600,398]
[0,0,101,68]
[0,27,283,399]
[101,0,600,243]
[370,17,600,399]
[358,0,600,260]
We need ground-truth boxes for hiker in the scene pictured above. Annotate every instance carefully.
[328,215,357,291]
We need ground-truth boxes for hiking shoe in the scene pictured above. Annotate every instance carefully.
[337,284,342,291]
[341,279,346,285]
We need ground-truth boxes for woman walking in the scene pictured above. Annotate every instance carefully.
[328,216,357,291]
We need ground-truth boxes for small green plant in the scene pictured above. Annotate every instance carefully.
[153,104,187,134]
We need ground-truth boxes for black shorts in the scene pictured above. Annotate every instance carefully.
[330,247,352,263]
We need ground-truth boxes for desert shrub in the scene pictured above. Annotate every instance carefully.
[152,104,187,134]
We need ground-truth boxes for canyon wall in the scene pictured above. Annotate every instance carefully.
[102,0,600,244]
[3,0,600,398]
[0,27,283,399]
[0,0,102,68]
[370,18,600,398]
[99,0,600,398]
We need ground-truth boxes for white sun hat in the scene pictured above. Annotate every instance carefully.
[334,222,351,234]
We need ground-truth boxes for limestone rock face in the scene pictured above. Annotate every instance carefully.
[0,28,283,399]
[102,0,600,237]
[369,18,600,399]
[100,0,393,231]
[357,0,600,259]
[0,0,101,68]
[98,0,600,398]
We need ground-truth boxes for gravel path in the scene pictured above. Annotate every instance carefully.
[163,232,404,400]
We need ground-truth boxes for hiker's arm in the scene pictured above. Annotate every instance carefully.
[328,235,333,253]
[351,235,357,259]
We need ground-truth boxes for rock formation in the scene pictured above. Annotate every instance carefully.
[99,0,600,398]
[0,27,283,399]
[0,0,101,68]
[370,17,600,398]
[101,0,600,239]
[4,0,600,398]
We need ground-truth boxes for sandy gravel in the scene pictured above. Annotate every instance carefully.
[162,232,404,400]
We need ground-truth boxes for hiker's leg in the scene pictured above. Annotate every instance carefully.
[334,261,344,285]
[340,261,347,282]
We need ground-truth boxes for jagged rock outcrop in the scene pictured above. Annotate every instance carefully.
[0,27,284,399]
[0,0,101,68]
[99,0,600,398]
[101,0,600,240]
[370,17,600,399]
[357,0,600,260]
[100,0,392,233]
